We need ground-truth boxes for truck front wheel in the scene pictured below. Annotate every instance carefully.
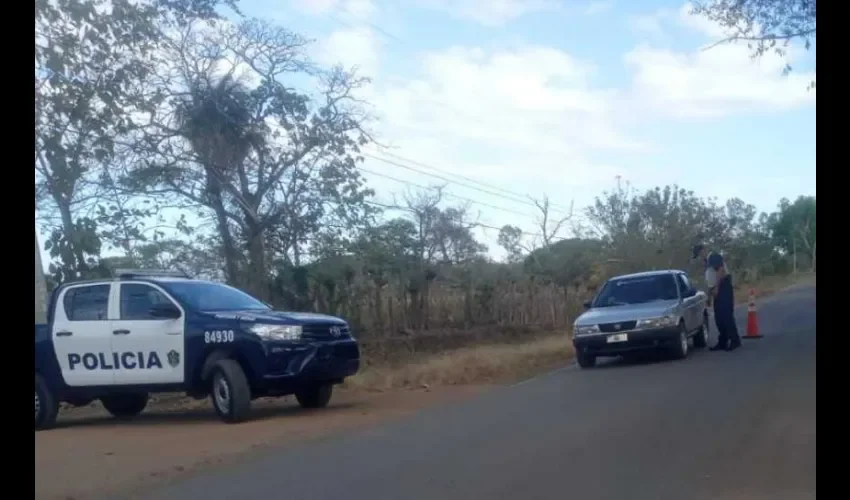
[35,374,59,431]
[295,383,334,409]
[101,393,149,419]
[210,359,252,423]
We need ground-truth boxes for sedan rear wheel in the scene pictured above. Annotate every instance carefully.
[693,314,709,349]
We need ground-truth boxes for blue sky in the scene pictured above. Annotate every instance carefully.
[238,0,815,256]
[37,0,817,265]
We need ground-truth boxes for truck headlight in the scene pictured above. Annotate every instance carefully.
[573,324,600,337]
[636,315,678,329]
[250,324,302,341]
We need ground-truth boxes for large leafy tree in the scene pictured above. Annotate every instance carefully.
[35,0,239,283]
[128,20,375,299]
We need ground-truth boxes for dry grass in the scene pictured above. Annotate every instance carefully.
[346,334,575,392]
[735,271,816,304]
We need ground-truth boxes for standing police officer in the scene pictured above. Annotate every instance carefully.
[693,244,741,352]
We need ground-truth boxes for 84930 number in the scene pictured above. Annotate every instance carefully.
[204,330,235,343]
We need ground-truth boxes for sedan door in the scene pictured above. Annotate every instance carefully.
[675,273,699,331]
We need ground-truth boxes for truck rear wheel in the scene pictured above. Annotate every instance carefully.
[35,374,59,431]
[210,359,252,423]
[101,393,149,418]
[295,383,333,409]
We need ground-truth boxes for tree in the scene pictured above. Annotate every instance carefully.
[769,196,816,271]
[35,0,238,283]
[497,225,525,263]
[128,19,374,299]
[691,0,816,88]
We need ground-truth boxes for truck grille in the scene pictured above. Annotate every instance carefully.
[302,323,351,341]
[598,320,637,333]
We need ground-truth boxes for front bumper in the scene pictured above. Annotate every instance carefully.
[260,339,360,393]
[573,326,680,356]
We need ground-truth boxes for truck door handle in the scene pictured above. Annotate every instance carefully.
[113,329,131,335]
[55,331,73,337]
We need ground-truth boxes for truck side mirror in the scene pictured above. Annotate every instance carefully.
[149,304,181,319]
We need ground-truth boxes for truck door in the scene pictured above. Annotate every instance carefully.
[52,283,117,387]
[110,282,186,385]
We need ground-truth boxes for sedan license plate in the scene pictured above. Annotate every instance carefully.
[606,333,628,343]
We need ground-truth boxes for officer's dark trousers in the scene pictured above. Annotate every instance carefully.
[713,275,740,347]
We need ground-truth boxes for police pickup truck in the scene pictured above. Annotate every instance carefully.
[35,269,360,430]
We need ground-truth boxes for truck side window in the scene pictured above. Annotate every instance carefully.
[120,283,174,320]
[63,285,110,321]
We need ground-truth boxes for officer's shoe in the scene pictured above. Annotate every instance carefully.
[709,344,728,352]
[726,342,741,351]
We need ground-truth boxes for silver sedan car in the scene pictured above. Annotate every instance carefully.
[572,269,710,368]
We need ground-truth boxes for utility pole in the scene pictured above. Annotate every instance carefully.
[35,233,47,324]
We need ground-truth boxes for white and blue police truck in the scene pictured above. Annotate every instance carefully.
[34,269,360,430]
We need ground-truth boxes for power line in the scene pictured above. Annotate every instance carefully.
[363,153,533,207]
[363,152,582,222]
[357,166,541,221]
[374,148,536,200]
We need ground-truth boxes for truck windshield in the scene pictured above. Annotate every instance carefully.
[592,274,679,307]
[164,282,271,312]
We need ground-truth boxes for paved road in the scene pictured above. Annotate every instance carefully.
[134,285,816,500]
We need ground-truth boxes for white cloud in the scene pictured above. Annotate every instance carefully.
[623,43,815,119]
[315,27,381,79]
[290,0,340,16]
[622,3,815,119]
[414,0,559,26]
[676,3,726,39]
[290,0,377,20]
[584,1,614,16]
[354,44,656,222]
[628,8,674,38]
[374,45,647,154]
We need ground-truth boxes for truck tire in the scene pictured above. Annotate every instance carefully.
[35,374,59,431]
[295,383,334,409]
[670,321,689,360]
[576,351,596,369]
[210,359,252,423]
[693,314,710,349]
[101,393,149,418]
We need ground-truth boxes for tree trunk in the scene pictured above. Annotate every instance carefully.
[811,240,816,272]
[55,200,88,277]
[245,219,268,301]
[207,185,241,287]
[35,235,48,324]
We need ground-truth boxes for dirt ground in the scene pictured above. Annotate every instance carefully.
[35,385,489,500]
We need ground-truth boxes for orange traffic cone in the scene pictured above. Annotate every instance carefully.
[744,288,763,339]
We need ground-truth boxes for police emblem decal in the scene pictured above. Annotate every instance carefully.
[167,350,180,368]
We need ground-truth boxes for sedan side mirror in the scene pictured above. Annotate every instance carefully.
[682,288,697,298]
[149,303,181,319]
[583,301,592,309]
